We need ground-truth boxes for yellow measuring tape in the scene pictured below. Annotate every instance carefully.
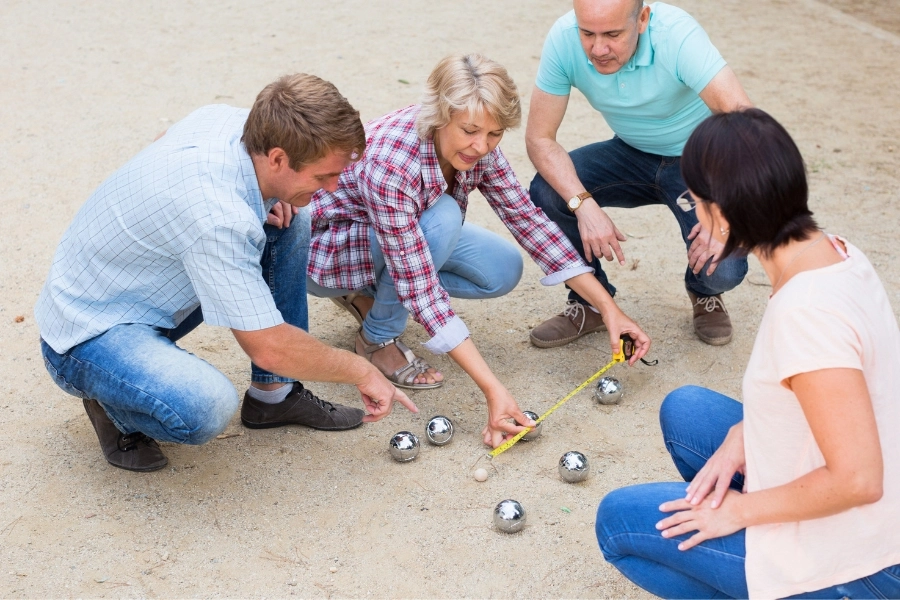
[488,340,627,459]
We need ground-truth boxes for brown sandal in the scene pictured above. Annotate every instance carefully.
[355,329,443,390]
[330,293,366,327]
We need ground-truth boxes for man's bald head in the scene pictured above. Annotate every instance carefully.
[573,0,651,75]
[574,0,644,21]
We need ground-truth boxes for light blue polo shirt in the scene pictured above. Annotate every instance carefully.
[536,2,726,156]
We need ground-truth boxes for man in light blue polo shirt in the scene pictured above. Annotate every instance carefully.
[36,74,416,473]
[526,0,752,348]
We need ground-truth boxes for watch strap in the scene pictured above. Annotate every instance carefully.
[567,191,593,212]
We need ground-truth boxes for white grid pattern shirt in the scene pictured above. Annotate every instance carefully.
[36,105,282,354]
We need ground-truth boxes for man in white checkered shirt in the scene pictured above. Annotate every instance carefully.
[35,74,417,472]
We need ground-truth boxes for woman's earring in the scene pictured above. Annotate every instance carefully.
[720,227,729,235]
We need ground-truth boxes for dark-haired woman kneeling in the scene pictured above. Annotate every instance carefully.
[595,109,900,599]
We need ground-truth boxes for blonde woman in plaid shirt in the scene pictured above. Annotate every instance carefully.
[308,55,650,448]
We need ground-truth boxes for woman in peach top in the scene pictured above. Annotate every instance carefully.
[595,109,900,598]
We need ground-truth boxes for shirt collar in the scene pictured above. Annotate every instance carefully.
[419,130,491,194]
[620,27,653,72]
[238,141,275,220]
[419,135,449,193]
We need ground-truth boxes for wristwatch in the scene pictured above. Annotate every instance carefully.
[567,191,593,212]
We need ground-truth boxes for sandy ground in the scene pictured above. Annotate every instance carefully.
[1,0,898,597]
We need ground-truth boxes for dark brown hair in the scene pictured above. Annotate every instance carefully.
[243,73,366,169]
[681,108,818,259]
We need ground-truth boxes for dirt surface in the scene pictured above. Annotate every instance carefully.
[818,0,900,35]
[1,0,898,597]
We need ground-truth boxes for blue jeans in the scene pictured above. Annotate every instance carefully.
[530,137,748,300]
[308,193,523,344]
[40,211,312,444]
[595,385,900,599]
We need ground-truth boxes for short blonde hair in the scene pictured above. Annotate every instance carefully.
[416,54,522,140]
[243,73,366,169]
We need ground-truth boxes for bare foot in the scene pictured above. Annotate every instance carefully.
[355,331,444,386]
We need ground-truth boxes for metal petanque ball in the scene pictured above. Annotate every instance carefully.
[493,499,526,533]
[389,431,420,462]
[425,415,454,446]
[559,451,590,483]
[520,410,542,441]
[594,376,624,405]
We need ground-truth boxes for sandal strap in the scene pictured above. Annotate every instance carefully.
[356,330,398,360]
[392,338,419,364]
[390,339,434,385]
[391,359,433,386]
[355,330,437,387]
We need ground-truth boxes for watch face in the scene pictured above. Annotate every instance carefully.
[568,198,580,209]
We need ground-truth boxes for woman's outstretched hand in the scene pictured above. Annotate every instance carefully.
[481,386,535,449]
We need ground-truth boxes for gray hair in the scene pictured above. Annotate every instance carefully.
[416,54,522,140]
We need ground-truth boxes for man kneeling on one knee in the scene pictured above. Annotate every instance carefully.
[36,74,416,472]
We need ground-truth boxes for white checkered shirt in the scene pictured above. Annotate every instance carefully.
[36,105,282,354]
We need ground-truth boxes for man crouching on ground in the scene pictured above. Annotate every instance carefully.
[35,73,417,472]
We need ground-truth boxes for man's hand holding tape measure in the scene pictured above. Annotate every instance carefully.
[602,310,652,366]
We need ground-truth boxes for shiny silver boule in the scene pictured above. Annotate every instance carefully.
[389,431,420,462]
[519,410,542,441]
[425,415,454,446]
[493,499,526,533]
[558,451,590,483]
[594,376,624,405]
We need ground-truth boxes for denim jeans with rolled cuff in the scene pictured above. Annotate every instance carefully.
[40,211,312,444]
[529,136,748,301]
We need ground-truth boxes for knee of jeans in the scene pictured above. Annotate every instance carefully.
[269,206,311,250]
[490,243,524,296]
[659,386,705,438]
[699,255,749,293]
[180,381,240,445]
[529,173,560,210]
[595,490,631,561]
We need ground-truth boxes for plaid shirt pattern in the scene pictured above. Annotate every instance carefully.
[308,105,589,347]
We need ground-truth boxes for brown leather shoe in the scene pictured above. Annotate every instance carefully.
[241,382,365,431]
[687,289,733,346]
[530,300,607,348]
[82,399,168,472]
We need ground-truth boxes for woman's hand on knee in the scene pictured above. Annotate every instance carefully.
[685,422,745,508]
[657,489,743,550]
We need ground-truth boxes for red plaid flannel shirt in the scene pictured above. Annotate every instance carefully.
[308,105,589,349]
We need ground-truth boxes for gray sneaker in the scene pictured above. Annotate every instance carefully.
[240,382,365,431]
